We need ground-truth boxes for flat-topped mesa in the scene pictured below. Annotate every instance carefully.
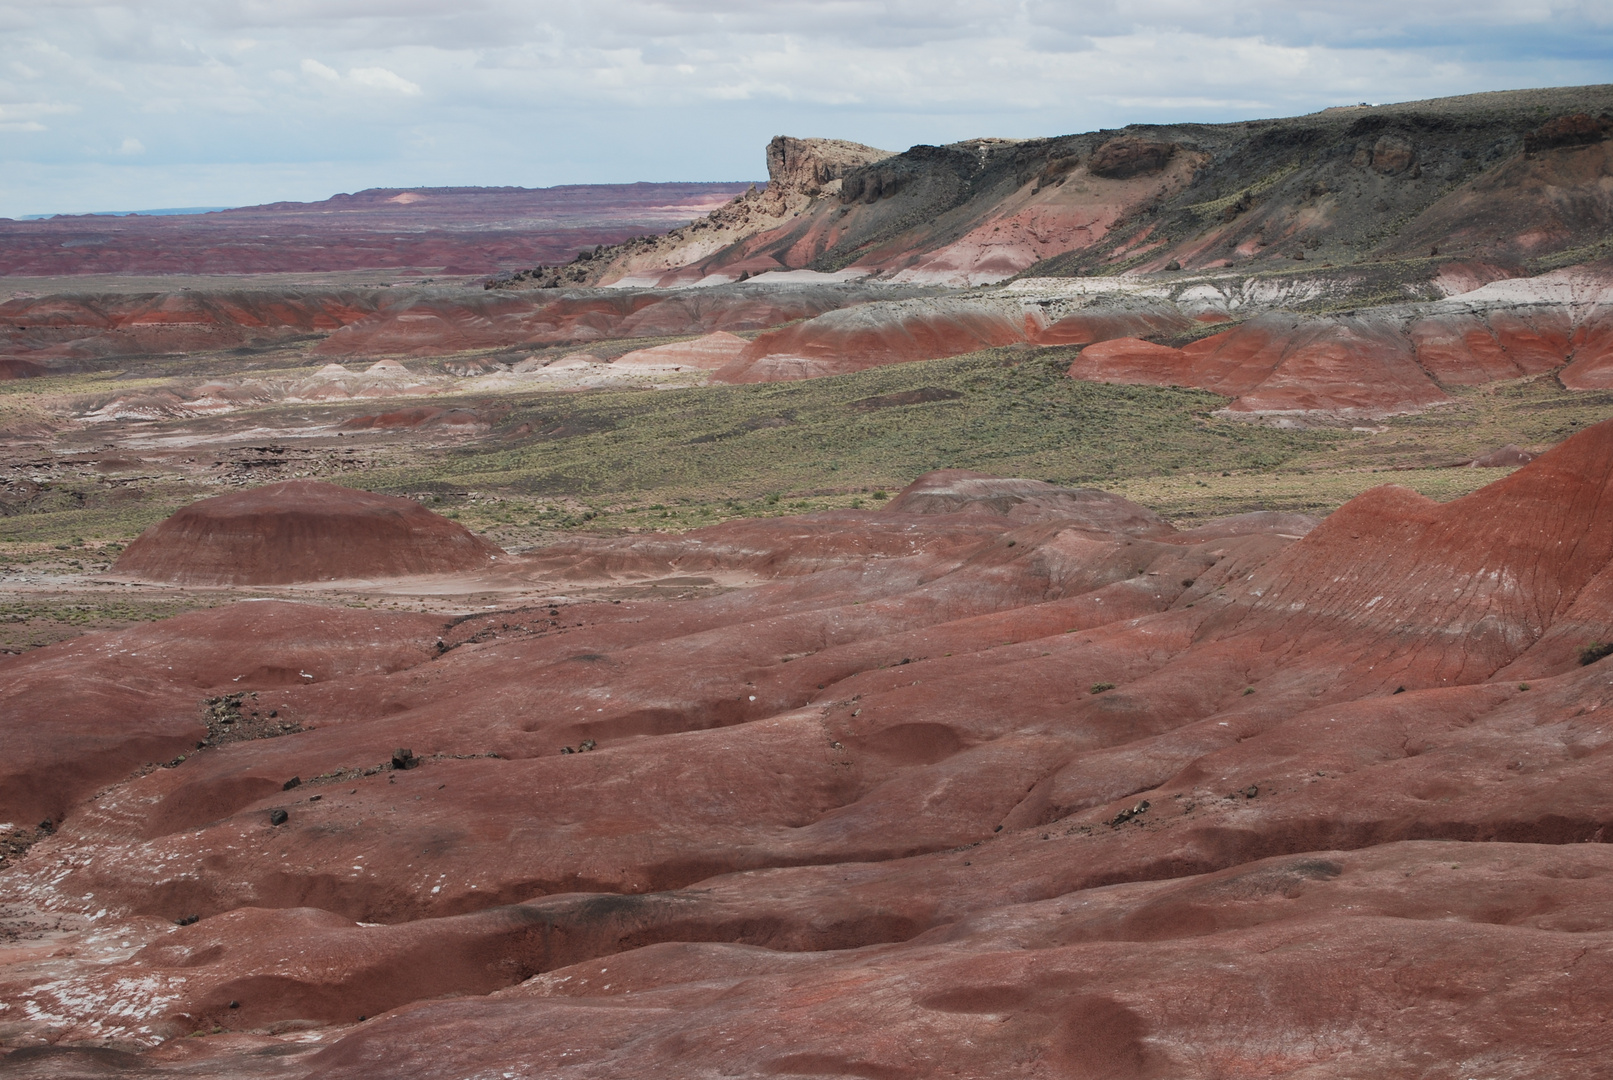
[111,480,504,585]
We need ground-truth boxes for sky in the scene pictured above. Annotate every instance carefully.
[1,1,1611,218]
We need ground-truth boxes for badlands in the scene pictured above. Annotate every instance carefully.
[4,83,1613,1077]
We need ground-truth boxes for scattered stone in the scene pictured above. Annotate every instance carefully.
[175,914,199,926]
[268,809,288,827]
[1090,682,1115,694]
[282,776,302,791]
[391,748,419,770]
[1110,800,1151,827]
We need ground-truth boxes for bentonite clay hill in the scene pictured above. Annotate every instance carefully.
[7,428,1613,1075]
[111,481,504,585]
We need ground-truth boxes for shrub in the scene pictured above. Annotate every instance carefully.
[1580,641,1613,666]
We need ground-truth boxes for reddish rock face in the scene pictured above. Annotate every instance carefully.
[9,433,1613,1073]
[1087,136,1176,179]
[111,480,504,585]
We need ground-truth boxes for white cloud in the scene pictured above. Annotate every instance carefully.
[349,65,420,94]
[0,1,1609,215]
[300,57,340,81]
[301,57,419,94]
[117,136,144,154]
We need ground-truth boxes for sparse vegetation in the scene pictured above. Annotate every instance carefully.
[1579,641,1613,666]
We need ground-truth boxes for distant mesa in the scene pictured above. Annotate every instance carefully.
[112,480,503,585]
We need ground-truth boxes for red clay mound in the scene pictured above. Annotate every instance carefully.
[611,330,749,370]
[111,481,503,585]
[716,299,1033,383]
[0,357,46,379]
[716,299,1196,385]
[1065,335,1194,384]
[1069,315,1455,416]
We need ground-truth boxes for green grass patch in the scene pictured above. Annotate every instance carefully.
[344,348,1339,518]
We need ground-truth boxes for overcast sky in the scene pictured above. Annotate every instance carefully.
[1,1,1610,217]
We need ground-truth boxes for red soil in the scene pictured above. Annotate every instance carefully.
[110,481,504,586]
[9,431,1613,1072]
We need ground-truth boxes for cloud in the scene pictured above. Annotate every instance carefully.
[349,66,421,94]
[0,1,1609,216]
[301,57,420,94]
[0,99,79,133]
[117,136,144,154]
